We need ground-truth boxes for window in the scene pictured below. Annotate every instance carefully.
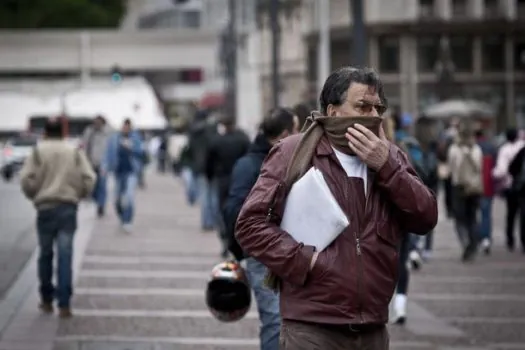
[484,0,503,18]
[378,36,400,73]
[515,39,525,71]
[519,0,525,18]
[419,0,435,18]
[182,10,200,28]
[417,36,440,72]
[450,35,473,72]
[451,0,468,18]
[180,69,203,83]
[482,35,505,71]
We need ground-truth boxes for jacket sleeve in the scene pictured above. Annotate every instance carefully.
[509,147,525,178]
[376,144,438,235]
[19,150,41,200]
[235,142,315,286]
[222,157,257,261]
[76,150,97,198]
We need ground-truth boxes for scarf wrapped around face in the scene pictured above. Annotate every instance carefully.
[264,112,382,291]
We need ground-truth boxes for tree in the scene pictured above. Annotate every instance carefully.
[255,0,302,28]
[255,0,302,108]
[0,0,126,29]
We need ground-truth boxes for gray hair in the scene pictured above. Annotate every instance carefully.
[319,66,388,115]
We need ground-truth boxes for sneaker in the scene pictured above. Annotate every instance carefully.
[481,238,491,255]
[122,224,132,234]
[392,294,407,325]
[39,302,54,314]
[409,250,423,270]
[58,307,73,319]
[97,206,105,218]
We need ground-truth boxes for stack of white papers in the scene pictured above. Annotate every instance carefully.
[280,167,349,252]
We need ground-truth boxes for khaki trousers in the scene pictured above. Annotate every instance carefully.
[280,319,389,350]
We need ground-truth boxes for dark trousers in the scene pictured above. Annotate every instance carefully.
[280,320,388,350]
[453,187,480,254]
[37,203,77,308]
[443,177,454,217]
[505,191,525,250]
[397,233,411,295]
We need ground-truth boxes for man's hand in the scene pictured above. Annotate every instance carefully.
[346,123,390,171]
[310,251,319,271]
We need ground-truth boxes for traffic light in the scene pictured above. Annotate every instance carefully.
[110,65,122,84]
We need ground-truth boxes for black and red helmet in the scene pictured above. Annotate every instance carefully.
[206,261,251,322]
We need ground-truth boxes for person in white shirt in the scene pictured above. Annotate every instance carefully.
[447,122,483,262]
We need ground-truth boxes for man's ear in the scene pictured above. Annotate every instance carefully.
[326,104,338,117]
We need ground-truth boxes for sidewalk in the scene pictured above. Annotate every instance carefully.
[0,173,524,350]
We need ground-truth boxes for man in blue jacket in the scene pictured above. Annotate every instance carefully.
[102,119,143,233]
[223,107,298,350]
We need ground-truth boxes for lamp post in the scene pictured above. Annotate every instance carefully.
[220,0,238,121]
[317,0,330,103]
[269,0,281,108]
[349,0,367,66]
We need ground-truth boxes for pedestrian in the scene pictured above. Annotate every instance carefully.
[187,109,219,231]
[223,107,299,350]
[235,66,438,349]
[492,128,525,251]
[20,118,96,318]
[82,115,111,217]
[475,129,497,254]
[205,114,250,257]
[102,118,144,233]
[507,140,525,253]
[447,120,483,262]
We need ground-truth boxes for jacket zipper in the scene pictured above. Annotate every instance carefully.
[355,173,373,324]
[266,182,283,222]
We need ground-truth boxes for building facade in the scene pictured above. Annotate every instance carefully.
[258,0,525,129]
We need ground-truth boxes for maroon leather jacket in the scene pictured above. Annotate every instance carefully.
[235,134,438,325]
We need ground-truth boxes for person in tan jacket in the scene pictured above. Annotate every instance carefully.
[20,118,95,318]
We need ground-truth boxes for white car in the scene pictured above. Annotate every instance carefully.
[1,135,39,181]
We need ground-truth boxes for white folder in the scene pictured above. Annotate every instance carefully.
[280,167,349,251]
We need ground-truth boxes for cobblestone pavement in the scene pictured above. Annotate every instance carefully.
[1,173,524,350]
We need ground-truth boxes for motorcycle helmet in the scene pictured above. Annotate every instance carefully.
[206,261,251,322]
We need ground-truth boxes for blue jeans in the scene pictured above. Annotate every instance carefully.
[36,203,77,308]
[115,173,137,224]
[198,175,218,230]
[478,196,493,241]
[92,167,107,210]
[244,258,280,350]
[181,167,198,206]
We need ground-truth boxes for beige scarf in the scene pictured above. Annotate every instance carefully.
[264,112,382,291]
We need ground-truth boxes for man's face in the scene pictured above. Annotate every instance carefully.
[327,83,385,118]
[122,123,131,135]
[94,118,104,130]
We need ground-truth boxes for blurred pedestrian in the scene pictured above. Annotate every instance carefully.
[475,129,497,254]
[20,118,96,318]
[236,67,437,349]
[102,118,144,233]
[448,120,483,262]
[223,107,299,350]
[82,115,111,217]
[493,128,525,252]
[293,103,311,130]
[205,114,250,257]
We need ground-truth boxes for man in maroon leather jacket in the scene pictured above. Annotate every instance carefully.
[235,67,438,350]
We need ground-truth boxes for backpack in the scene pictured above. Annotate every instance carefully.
[456,148,483,196]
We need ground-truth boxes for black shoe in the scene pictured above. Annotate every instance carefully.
[97,206,105,218]
[462,244,477,262]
